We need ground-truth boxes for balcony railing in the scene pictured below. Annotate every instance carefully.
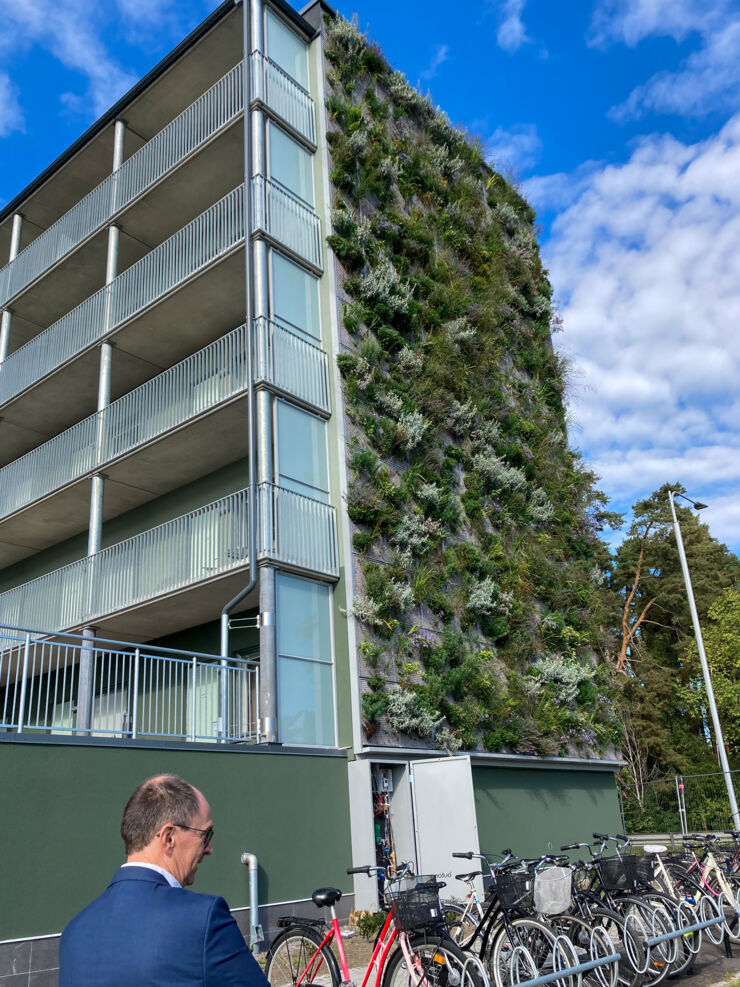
[250,51,316,146]
[0,185,246,408]
[251,175,322,272]
[0,484,338,633]
[258,483,338,577]
[0,64,244,309]
[0,626,258,743]
[254,316,330,414]
[0,324,251,520]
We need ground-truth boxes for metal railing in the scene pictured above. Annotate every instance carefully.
[0,485,338,632]
[254,316,330,413]
[257,482,338,577]
[251,175,322,272]
[250,51,316,146]
[0,64,244,309]
[0,324,251,520]
[0,185,246,407]
[0,625,258,742]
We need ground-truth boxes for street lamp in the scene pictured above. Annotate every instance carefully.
[668,489,740,830]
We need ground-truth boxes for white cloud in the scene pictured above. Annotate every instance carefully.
[590,0,740,120]
[0,72,24,137]
[496,0,530,53]
[538,114,740,550]
[420,44,450,81]
[486,123,542,175]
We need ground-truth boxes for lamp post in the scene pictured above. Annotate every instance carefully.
[668,489,740,830]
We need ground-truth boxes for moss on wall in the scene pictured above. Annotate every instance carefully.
[323,17,621,759]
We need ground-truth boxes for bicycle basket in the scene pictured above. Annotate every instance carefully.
[533,867,572,915]
[386,875,442,932]
[597,855,653,890]
[494,870,534,910]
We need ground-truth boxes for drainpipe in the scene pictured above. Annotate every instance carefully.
[220,0,257,724]
[240,852,264,947]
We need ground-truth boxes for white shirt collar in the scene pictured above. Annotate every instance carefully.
[121,861,182,888]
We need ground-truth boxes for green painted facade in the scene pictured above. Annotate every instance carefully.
[472,765,621,857]
[0,740,351,941]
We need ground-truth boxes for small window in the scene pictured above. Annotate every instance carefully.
[269,123,314,206]
[266,8,309,90]
[271,251,320,339]
[276,401,328,501]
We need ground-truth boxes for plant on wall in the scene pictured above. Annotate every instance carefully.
[324,15,621,757]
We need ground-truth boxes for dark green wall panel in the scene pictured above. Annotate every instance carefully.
[0,742,350,941]
[473,766,621,858]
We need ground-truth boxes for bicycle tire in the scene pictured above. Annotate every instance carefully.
[265,925,341,987]
[609,895,673,986]
[487,916,557,987]
[381,933,483,987]
[546,913,628,987]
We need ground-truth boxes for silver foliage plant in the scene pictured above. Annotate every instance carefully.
[532,655,595,706]
[386,685,444,737]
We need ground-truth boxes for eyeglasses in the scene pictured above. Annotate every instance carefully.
[174,823,214,848]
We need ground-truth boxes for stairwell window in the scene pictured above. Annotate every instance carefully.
[268,122,314,206]
[270,250,320,340]
[276,572,335,746]
[265,8,309,90]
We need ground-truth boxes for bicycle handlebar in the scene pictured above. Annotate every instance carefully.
[452,852,474,859]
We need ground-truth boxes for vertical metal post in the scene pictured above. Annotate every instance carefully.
[669,490,740,830]
[259,567,276,742]
[131,648,140,739]
[191,653,198,742]
[0,213,23,364]
[76,626,96,733]
[16,633,31,733]
[80,121,126,731]
[675,775,688,835]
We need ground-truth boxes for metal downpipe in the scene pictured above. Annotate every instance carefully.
[240,851,264,947]
[220,0,257,727]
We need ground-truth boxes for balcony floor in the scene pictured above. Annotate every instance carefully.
[0,245,246,465]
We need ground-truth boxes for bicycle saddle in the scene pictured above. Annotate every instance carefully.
[312,887,342,908]
[455,870,482,882]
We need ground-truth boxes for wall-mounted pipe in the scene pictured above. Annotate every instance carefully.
[240,851,264,947]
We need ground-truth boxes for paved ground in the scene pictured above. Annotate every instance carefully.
[685,939,740,987]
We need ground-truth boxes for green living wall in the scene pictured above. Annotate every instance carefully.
[473,765,622,858]
[0,740,350,941]
[324,17,620,758]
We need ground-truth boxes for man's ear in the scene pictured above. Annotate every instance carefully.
[158,823,177,852]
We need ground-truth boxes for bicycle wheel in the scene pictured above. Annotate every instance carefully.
[265,925,341,987]
[487,916,557,987]
[381,933,483,987]
[546,914,622,987]
[577,909,643,987]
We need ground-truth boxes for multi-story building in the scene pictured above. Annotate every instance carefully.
[0,1,622,980]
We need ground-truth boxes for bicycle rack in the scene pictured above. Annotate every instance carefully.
[505,950,621,987]
[643,912,727,948]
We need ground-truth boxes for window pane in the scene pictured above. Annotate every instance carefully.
[269,124,313,205]
[277,572,331,661]
[277,402,328,497]
[272,251,320,339]
[266,9,309,89]
[278,656,334,746]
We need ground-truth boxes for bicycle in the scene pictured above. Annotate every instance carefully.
[667,834,740,943]
[264,862,487,987]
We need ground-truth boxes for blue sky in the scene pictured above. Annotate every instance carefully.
[1,0,739,553]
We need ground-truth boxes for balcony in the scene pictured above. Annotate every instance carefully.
[251,175,322,272]
[0,64,244,310]
[0,485,338,635]
[0,320,331,560]
[0,626,258,743]
[0,185,246,412]
[250,51,316,147]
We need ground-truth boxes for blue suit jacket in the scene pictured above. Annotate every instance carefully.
[60,865,269,986]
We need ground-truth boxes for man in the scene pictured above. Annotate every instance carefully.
[60,774,269,986]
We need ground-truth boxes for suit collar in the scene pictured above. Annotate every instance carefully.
[110,864,171,887]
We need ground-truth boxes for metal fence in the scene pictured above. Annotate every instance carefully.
[251,175,323,272]
[0,484,338,633]
[621,770,740,835]
[0,625,258,742]
[0,185,246,407]
[251,51,316,146]
[0,64,244,309]
[254,316,330,413]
